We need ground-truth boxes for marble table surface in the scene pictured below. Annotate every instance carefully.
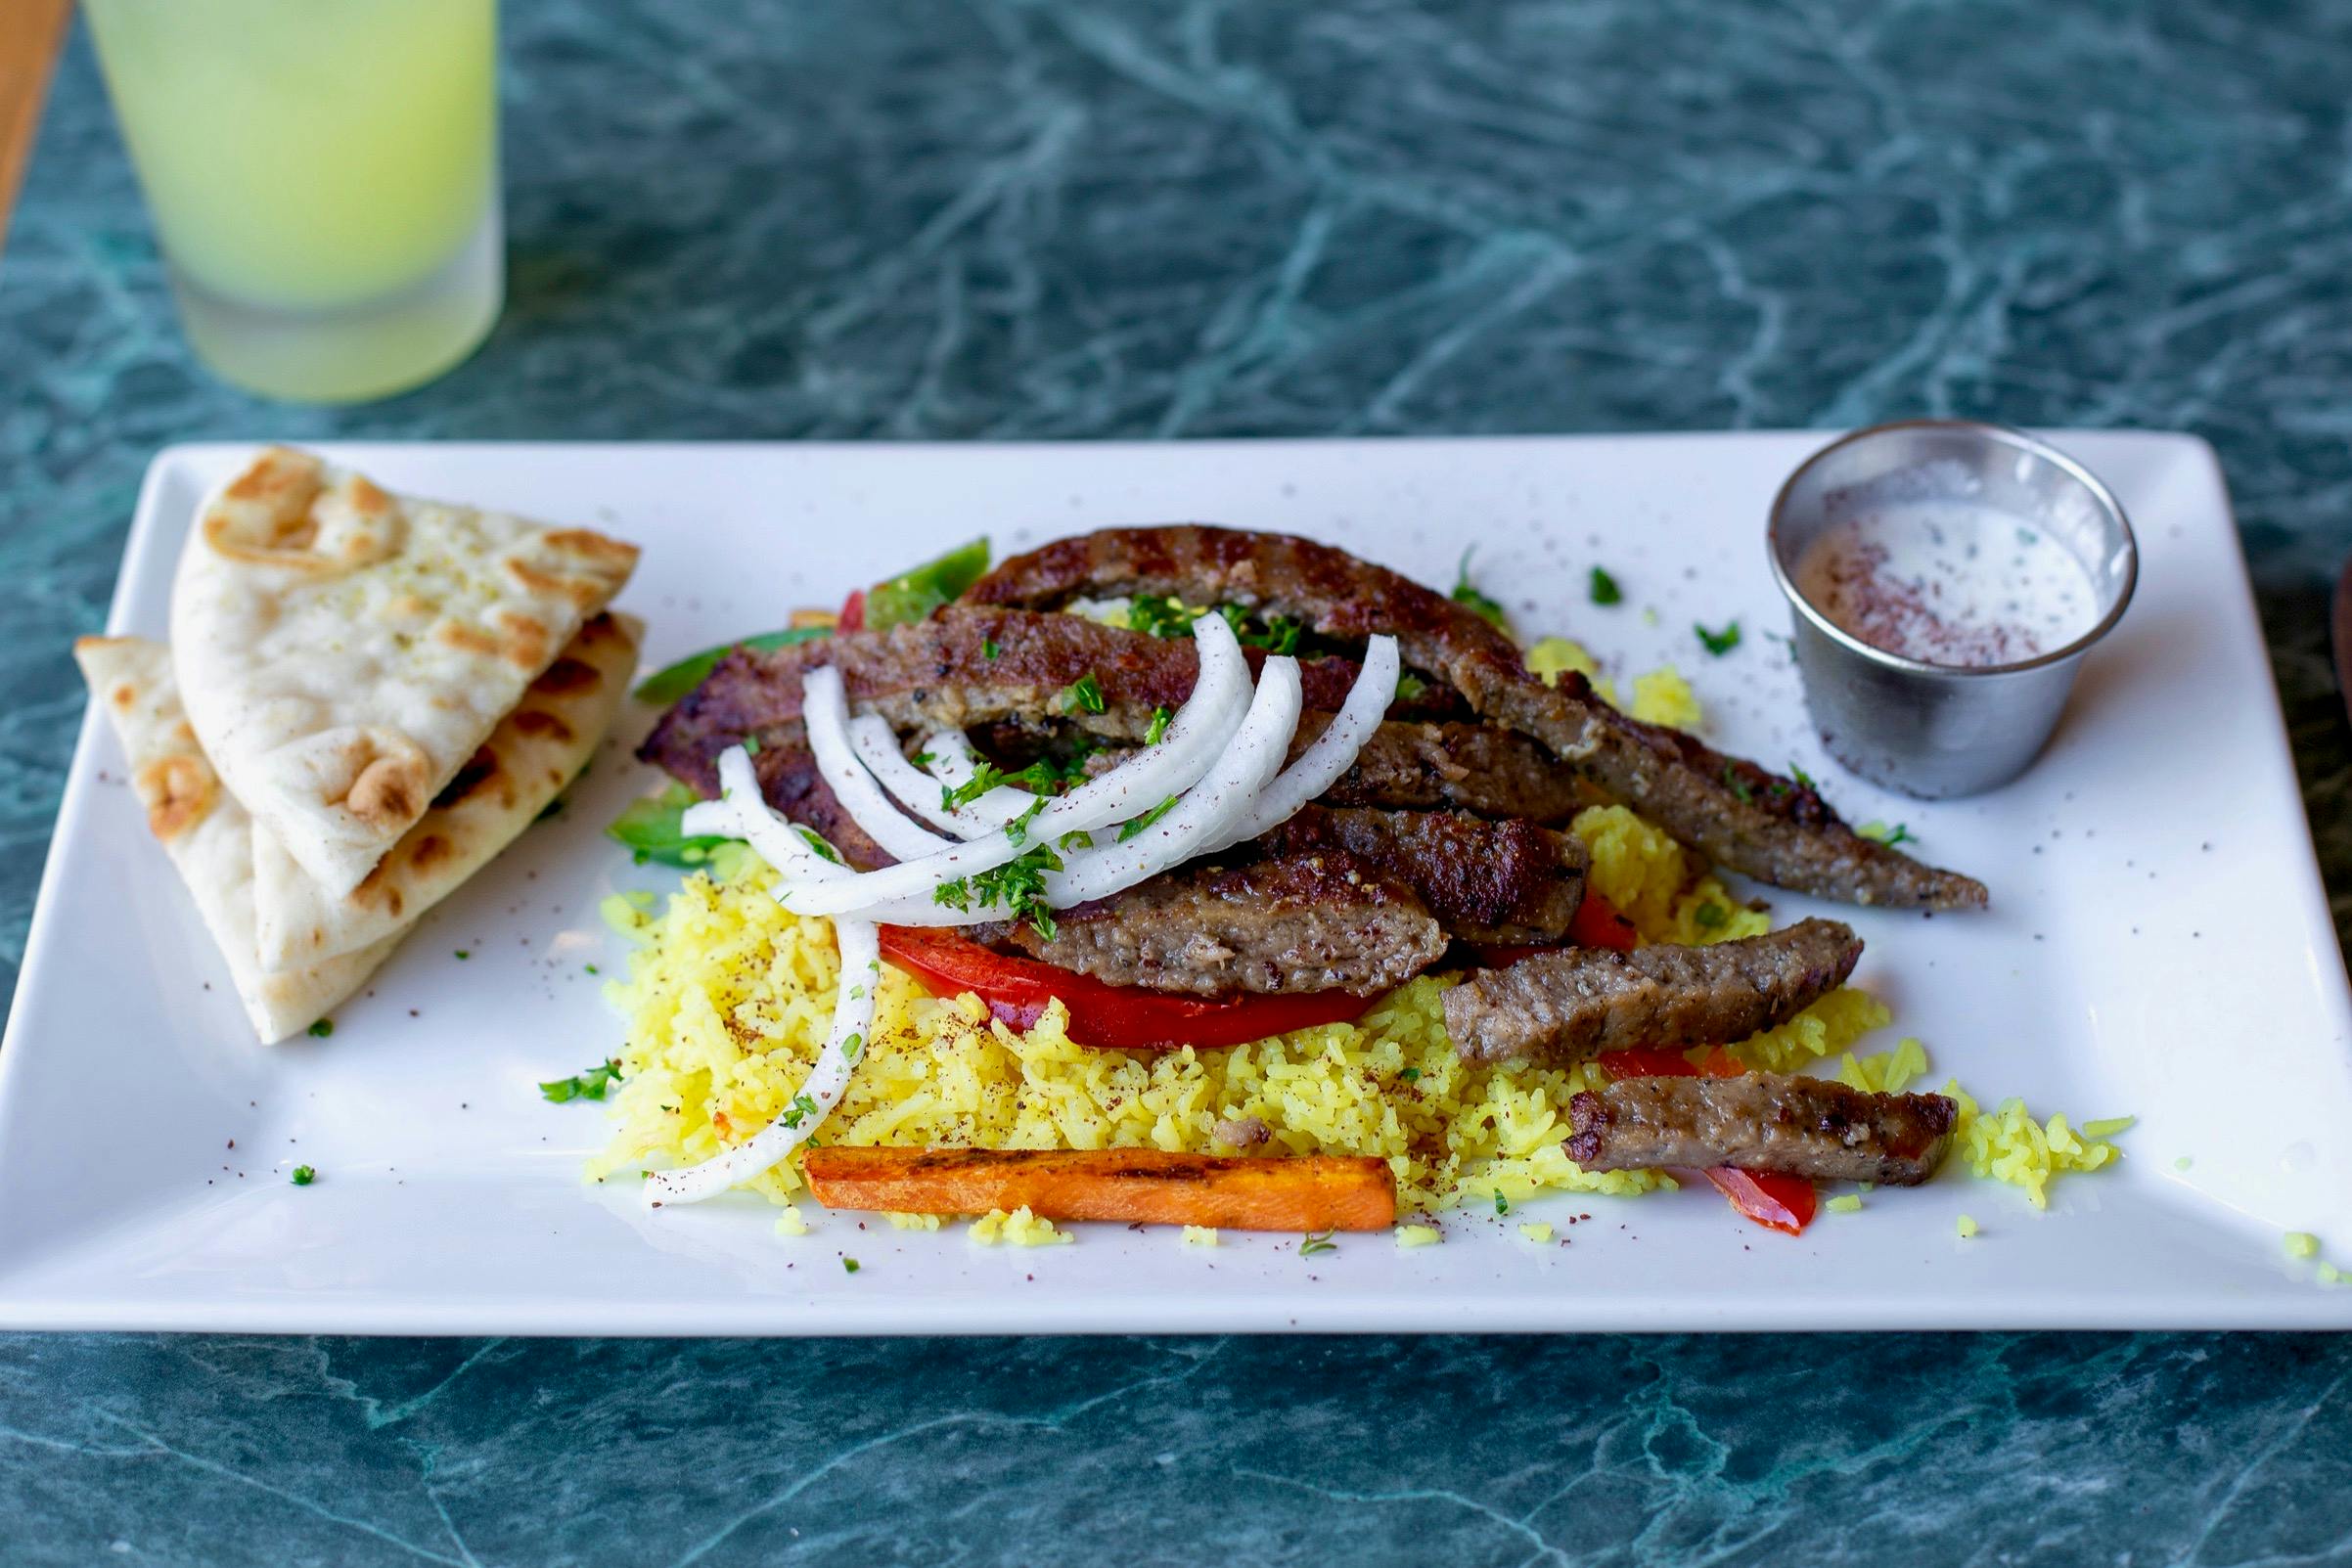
[5,2,2350,1561]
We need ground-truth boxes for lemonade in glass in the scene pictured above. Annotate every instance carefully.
[84,0,502,402]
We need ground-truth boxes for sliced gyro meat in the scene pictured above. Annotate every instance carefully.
[1452,655,1987,911]
[1566,1072,1958,1186]
[1256,806,1585,945]
[1443,918,1863,1067]
[963,523,1523,688]
[639,607,1448,783]
[970,526,1987,911]
[991,852,1445,997]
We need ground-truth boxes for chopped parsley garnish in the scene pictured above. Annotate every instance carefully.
[1694,902,1728,929]
[1589,566,1622,605]
[942,757,1076,815]
[1859,821,1917,848]
[1117,795,1179,842]
[797,828,843,864]
[742,735,762,755]
[1058,829,1095,851]
[1695,619,1742,656]
[1398,1066,1422,1083]
[1217,603,1303,654]
[1394,672,1427,703]
[1124,593,1196,640]
[1005,793,1048,846]
[1054,673,1107,715]
[1298,1229,1338,1258]
[1788,762,1817,791]
[778,1092,822,1130]
[454,950,471,961]
[842,1257,861,1274]
[982,639,1000,660]
[934,842,1063,940]
[1144,705,1173,746]
[541,1059,624,1103]
[1494,1193,1511,1216]
[290,1165,316,1187]
[843,1032,865,1060]
[1722,763,1754,806]
[306,1018,334,1038]
[1451,548,1509,629]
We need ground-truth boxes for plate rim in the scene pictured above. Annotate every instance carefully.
[6,429,2349,1336]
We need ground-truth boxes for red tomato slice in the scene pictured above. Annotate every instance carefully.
[1597,1046,1748,1080]
[1597,1046,1817,1235]
[1470,893,1642,970]
[1567,892,1640,951]
[1700,1167,1818,1235]
[837,589,867,633]
[877,926,1371,1051]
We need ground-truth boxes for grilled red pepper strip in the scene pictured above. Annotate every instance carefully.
[879,926,1370,1051]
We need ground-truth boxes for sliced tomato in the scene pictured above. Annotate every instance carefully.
[837,588,867,633]
[1597,1045,1818,1235]
[1700,1167,1818,1235]
[1470,893,1641,970]
[1598,1046,1746,1080]
[877,926,1371,1051]
[1567,892,1639,952]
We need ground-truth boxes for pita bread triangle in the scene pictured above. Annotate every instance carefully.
[72,636,401,1045]
[170,446,639,900]
[251,611,642,971]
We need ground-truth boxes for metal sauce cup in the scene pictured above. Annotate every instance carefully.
[1767,421,2137,799]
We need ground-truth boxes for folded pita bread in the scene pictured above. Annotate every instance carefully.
[73,637,401,1045]
[170,447,639,899]
[252,611,642,971]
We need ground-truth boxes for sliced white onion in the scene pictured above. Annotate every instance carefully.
[849,715,987,836]
[1204,633,1399,853]
[802,666,957,864]
[903,727,1039,836]
[1045,655,1302,907]
[777,612,1252,919]
[683,745,850,882]
[644,916,880,1206]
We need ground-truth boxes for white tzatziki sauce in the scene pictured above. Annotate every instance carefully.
[1793,500,2100,667]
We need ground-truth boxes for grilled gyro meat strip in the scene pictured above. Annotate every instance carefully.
[1566,1072,1958,1186]
[968,525,1987,912]
[990,853,1445,997]
[1064,716,1588,825]
[686,730,1583,955]
[1257,806,1585,945]
[1443,918,1863,1067]
[1451,657,1986,911]
[639,607,1455,785]
[963,522,1524,689]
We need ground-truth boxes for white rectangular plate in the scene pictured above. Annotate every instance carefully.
[5,433,2349,1334]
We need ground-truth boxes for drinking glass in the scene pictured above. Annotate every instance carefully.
[83,0,502,403]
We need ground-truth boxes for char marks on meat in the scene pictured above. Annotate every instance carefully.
[1257,806,1585,945]
[969,525,1987,911]
[1566,1071,1957,1186]
[1443,918,1863,1066]
[996,853,1444,997]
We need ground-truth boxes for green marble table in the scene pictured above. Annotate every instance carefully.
[5,3,2349,1561]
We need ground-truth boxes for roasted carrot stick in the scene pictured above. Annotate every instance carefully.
[801,1147,1397,1232]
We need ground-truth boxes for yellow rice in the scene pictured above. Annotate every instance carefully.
[594,797,2126,1228]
